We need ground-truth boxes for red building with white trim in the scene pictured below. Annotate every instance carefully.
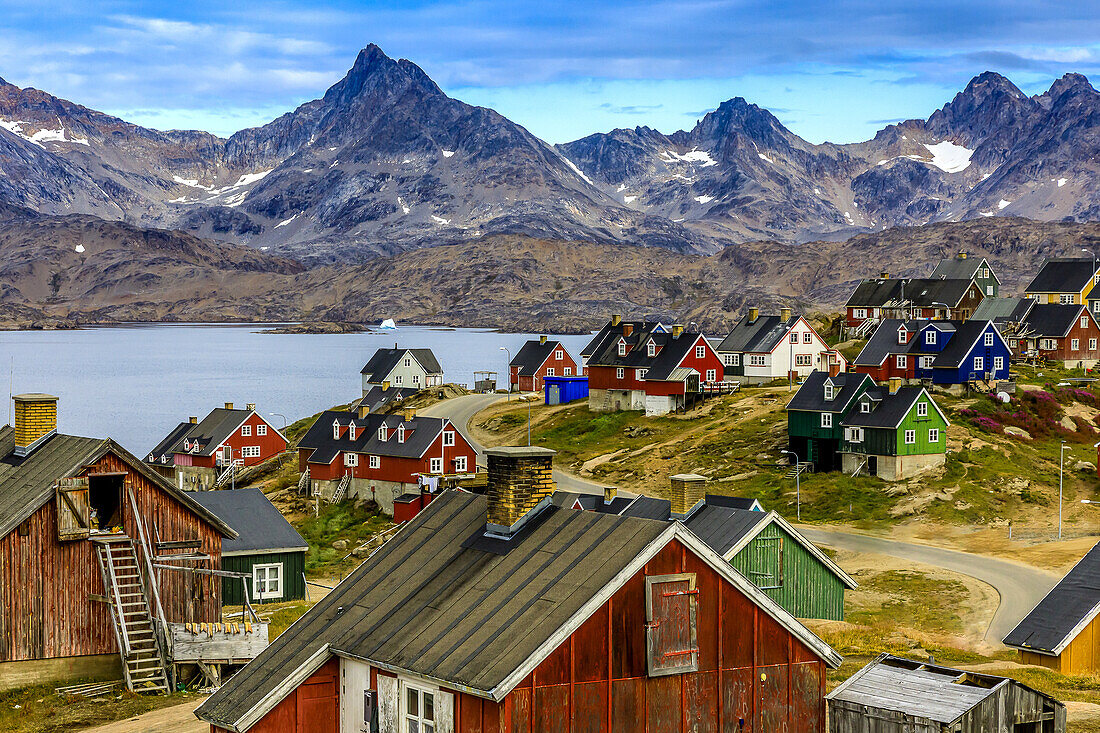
[508,336,581,392]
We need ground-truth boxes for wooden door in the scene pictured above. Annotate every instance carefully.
[298,674,338,733]
[56,476,90,541]
[646,573,699,676]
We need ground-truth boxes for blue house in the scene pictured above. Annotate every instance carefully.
[928,319,1011,384]
[544,375,589,405]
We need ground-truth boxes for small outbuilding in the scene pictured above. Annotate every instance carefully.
[543,374,589,405]
[827,654,1065,733]
[185,488,309,606]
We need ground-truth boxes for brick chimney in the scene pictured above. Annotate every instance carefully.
[485,446,556,538]
[603,485,617,504]
[383,380,391,391]
[539,334,548,345]
[780,307,792,322]
[358,403,370,420]
[611,314,622,327]
[748,307,759,323]
[402,408,417,422]
[246,403,256,412]
[224,402,234,410]
[670,473,707,519]
[189,416,198,424]
[13,393,58,457]
[671,324,684,339]
[888,377,902,395]
[829,360,842,378]
[623,323,634,337]
[957,252,967,260]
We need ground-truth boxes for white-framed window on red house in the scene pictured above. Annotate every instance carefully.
[555,350,563,360]
[369,455,380,469]
[564,367,572,376]
[242,446,261,458]
[695,345,706,358]
[705,369,716,382]
[257,424,267,436]
[896,355,907,369]
[241,425,251,437]
[616,367,625,379]
[443,431,455,447]
[344,452,358,467]
[430,457,443,474]
[546,368,555,377]
[455,456,467,473]
[1072,339,1080,351]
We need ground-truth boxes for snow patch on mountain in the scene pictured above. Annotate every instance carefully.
[924,141,973,173]
[661,148,717,167]
[441,149,454,158]
[998,198,1011,209]
[559,155,594,186]
[694,195,714,204]
[0,118,89,148]
[274,213,300,228]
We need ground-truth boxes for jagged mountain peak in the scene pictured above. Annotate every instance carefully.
[924,70,1036,146]
[692,96,789,149]
[1047,72,1094,100]
[321,43,443,108]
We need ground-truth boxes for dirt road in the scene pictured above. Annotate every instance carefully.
[82,698,207,733]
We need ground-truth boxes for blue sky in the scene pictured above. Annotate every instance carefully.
[1,1,1099,143]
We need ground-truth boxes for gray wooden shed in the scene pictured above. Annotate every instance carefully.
[827,654,1065,733]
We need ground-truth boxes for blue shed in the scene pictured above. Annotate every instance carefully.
[544,375,589,405]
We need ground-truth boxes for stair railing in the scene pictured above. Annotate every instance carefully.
[126,487,173,670]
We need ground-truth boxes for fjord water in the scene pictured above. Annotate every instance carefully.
[0,324,593,456]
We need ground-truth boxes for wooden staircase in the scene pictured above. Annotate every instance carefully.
[94,536,170,694]
[784,461,813,479]
[331,472,351,503]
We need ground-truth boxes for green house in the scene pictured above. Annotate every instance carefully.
[840,384,950,481]
[186,488,309,606]
[684,496,856,620]
[786,371,873,472]
[931,252,1000,298]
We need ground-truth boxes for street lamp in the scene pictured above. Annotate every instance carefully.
[270,412,288,433]
[1060,441,1068,539]
[930,301,950,321]
[499,347,511,400]
[780,449,800,521]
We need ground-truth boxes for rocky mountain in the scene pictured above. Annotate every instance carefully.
[2,46,1100,262]
[4,212,1099,334]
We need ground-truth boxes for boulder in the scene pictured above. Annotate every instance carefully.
[1061,416,1078,432]
[1075,460,1097,473]
[332,539,348,551]
[1004,426,1032,440]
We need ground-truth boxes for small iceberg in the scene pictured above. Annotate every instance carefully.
[378,318,397,330]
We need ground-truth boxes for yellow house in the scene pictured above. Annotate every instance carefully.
[1025,257,1098,305]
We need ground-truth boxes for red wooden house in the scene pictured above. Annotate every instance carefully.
[196,447,841,733]
[297,407,477,520]
[146,403,287,490]
[1011,303,1100,368]
[584,318,725,416]
[509,336,581,392]
[0,394,236,691]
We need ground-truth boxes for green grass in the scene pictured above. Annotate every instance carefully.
[847,569,969,635]
[296,501,393,576]
[0,683,195,733]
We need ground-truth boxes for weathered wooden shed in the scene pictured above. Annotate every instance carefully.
[196,447,843,733]
[827,654,1065,733]
[1004,540,1100,674]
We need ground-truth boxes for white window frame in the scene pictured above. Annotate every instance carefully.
[241,424,252,437]
[921,355,934,369]
[443,431,455,447]
[1083,317,1090,329]
[904,430,916,445]
[860,401,870,413]
[1094,301,1100,313]
[647,342,656,357]
[1072,338,1080,351]
[820,413,832,428]
[994,356,1004,371]
[555,349,563,360]
[928,428,940,443]
[618,341,627,356]
[404,358,411,367]
[824,385,834,401]
[564,367,572,376]
[378,426,388,441]
[789,333,798,344]
[397,425,406,444]
[454,455,468,473]
[974,356,984,371]
[616,367,625,379]
[369,455,380,469]
[348,422,357,441]
[394,375,403,385]
[749,354,766,366]
[637,368,647,380]
[242,445,261,458]
[344,452,358,467]
[986,285,993,296]
[402,683,436,733]
[795,354,812,366]
[1092,338,1098,351]
[896,355,907,369]
[430,457,443,474]
[696,345,706,359]
[253,563,283,601]
[257,424,267,436]
[897,328,907,344]
[1061,294,1074,305]
[917,402,928,417]
[333,420,340,440]
[984,333,994,347]
[854,308,867,319]
[705,369,716,382]
[546,368,555,377]
[926,331,936,345]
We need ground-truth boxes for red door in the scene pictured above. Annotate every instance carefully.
[297,672,337,733]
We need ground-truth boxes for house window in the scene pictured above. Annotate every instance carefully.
[921,355,934,369]
[1083,317,1090,329]
[926,331,937,345]
[982,268,990,279]
[929,428,940,443]
[546,368,555,377]
[348,422,357,441]
[253,563,283,601]
[984,333,994,347]
[344,452,358,467]
[897,329,907,344]
[803,332,812,344]
[404,358,411,367]
[394,375,403,385]
[636,368,647,380]
[454,456,468,473]
[242,446,261,458]
[994,357,1004,371]
[986,285,994,295]
[241,425,252,437]
[904,430,916,445]
[1010,339,1018,348]
[443,431,455,447]
[795,354,812,366]
[1094,301,1100,313]
[723,354,734,366]
[616,367,625,379]
[824,384,834,400]
[896,355,907,369]
[332,421,340,440]
[696,345,706,359]
[645,574,699,676]
[845,427,864,443]
[917,402,928,417]
[369,455,380,469]
[1091,339,1098,351]
[705,369,716,382]
[404,685,435,733]
[789,333,798,344]
[413,374,420,385]
[564,367,572,376]
[378,426,388,441]
[1041,339,1056,351]
[860,401,870,413]
[749,354,766,366]
[257,424,267,436]
[1072,339,1080,351]
[821,413,832,428]
[618,341,627,356]
[555,350,563,360]
[1061,294,1074,304]
[854,308,867,319]
[647,342,656,357]
[430,457,443,474]
[397,425,405,444]
[974,356,984,371]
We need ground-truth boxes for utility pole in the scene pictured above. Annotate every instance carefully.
[1060,441,1067,540]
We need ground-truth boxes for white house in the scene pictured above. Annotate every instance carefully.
[360,347,444,396]
[717,308,846,385]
